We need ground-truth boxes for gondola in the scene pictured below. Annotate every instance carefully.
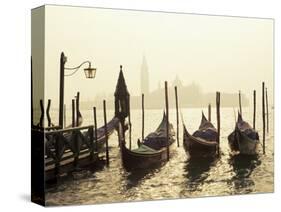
[183,112,218,158]
[78,116,119,152]
[45,110,119,159]
[65,106,119,148]
[92,117,119,151]
[119,112,175,170]
[228,113,259,155]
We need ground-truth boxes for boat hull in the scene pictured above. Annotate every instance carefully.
[183,134,217,158]
[119,112,175,170]
[120,145,172,171]
[182,113,218,158]
[228,130,259,155]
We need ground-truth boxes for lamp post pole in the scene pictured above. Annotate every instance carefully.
[58,52,96,128]
[59,52,66,128]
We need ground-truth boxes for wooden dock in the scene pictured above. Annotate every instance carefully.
[31,67,127,184]
[32,125,97,182]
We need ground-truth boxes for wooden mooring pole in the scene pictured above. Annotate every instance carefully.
[46,99,52,127]
[74,93,79,167]
[93,107,98,152]
[253,90,256,130]
[216,92,221,155]
[89,126,94,159]
[262,82,266,154]
[76,92,80,126]
[72,99,75,127]
[39,99,44,127]
[141,93,144,141]
[266,87,269,134]
[239,90,242,116]
[103,100,109,165]
[128,95,132,150]
[174,86,179,147]
[63,104,66,128]
[165,81,170,161]
[31,57,34,127]
[208,103,211,122]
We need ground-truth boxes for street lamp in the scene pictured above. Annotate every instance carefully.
[59,52,97,128]
[65,60,96,79]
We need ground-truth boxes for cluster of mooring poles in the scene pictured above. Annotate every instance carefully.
[32,53,271,181]
[262,82,270,154]
[89,98,110,166]
[239,81,270,154]
[31,53,114,181]
[139,81,174,160]
[139,82,222,159]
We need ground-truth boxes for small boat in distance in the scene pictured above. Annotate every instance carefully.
[228,113,259,155]
[119,112,175,170]
[183,112,218,158]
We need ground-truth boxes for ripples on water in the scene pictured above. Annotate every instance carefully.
[46,108,274,206]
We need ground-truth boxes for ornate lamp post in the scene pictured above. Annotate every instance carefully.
[59,52,97,128]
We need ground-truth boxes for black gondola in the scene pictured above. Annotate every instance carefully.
[93,117,119,151]
[183,112,218,158]
[228,113,259,155]
[119,113,175,170]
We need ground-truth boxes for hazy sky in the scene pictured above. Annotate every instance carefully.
[34,5,273,108]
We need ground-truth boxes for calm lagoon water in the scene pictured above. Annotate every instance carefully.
[46,107,274,205]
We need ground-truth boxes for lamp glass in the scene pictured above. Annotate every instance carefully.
[84,68,96,79]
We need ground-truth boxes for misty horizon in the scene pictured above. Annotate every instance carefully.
[32,5,274,123]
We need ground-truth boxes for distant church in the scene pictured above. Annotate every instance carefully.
[140,57,183,95]
[140,56,150,96]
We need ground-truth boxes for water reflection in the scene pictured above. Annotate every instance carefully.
[123,167,160,189]
[229,154,261,177]
[45,108,273,205]
[228,154,261,193]
[121,146,178,190]
[184,156,218,192]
